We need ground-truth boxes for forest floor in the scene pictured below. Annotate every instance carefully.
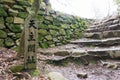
[0,47,120,80]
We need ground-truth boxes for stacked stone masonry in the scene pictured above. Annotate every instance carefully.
[39,15,120,61]
[0,0,87,49]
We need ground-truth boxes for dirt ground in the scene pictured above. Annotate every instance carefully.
[38,60,120,80]
[0,48,120,80]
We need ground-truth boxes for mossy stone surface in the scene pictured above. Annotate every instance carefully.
[0,30,7,38]
[0,17,5,29]
[0,39,4,47]
[16,33,21,39]
[0,6,7,17]
[10,65,24,73]
[38,23,48,29]
[59,29,66,35]
[37,15,43,20]
[6,17,13,23]
[0,0,15,4]
[17,1,31,7]
[18,12,28,19]
[40,42,48,48]
[13,5,24,11]
[45,35,52,41]
[8,8,19,16]
[39,29,48,35]
[50,30,58,35]
[5,38,14,47]
[11,46,19,52]
[9,24,22,33]
[38,35,43,41]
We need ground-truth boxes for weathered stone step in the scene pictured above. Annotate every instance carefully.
[38,45,120,61]
[71,46,120,58]
[70,38,120,46]
[84,30,120,39]
[89,19,119,29]
[85,24,120,33]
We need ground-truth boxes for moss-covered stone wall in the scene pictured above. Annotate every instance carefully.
[0,0,87,49]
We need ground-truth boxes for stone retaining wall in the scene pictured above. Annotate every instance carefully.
[0,0,87,49]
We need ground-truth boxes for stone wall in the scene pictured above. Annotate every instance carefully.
[0,0,87,49]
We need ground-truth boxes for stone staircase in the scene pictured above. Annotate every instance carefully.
[38,16,120,61]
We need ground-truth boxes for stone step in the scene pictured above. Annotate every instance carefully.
[38,45,120,61]
[70,37,120,46]
[84,30,120,39]
[71,46,120,58]
[85,24,120,33]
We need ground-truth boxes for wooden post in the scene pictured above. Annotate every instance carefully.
[24,17,38,69]
[19,0,40,69]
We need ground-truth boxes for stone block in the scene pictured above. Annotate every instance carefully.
[9,8,19,16]
[0,39,4,47]
[39,29,48,35]
[13,5,24,11]
[59,29,66,35]
[9,24,22,33]
[45,35,52,41]
[0,6,7,17]
[40,42,48,48]
[14,17,24,24]
[47,72,68,80]
[0,30,7,38]
[5,37,14,47]
[18,12,28,19]
[17,1,31,7]
[0,0,15,4]
[0,17,5,29]
[50,30,58,35]
[6,17,13,23]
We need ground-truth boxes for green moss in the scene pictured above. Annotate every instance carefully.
[0,6,7,17]
[40,42,48,48]
[53,20,61,26]
[0,17,5,29]
[17,1,31,7]
[59,29,66,35]
[29,69,41,77]
[45,35,52,41]
[50,30,58,35]
[38,10,45,16]
[16,33,21,39]
[13,5,24,11]
[0,30,7,38]
[11,46,19,52]
[9,24,22,33]
[48,25,59,29]
[0,39,4,47]
[38,35,43,41]
[39,29,48,35]
[6,17,13,23]
[38,23,48,29]
[37,15,43,20]
[5,38,14,47]
[18,12,28,19]
[61,24,70,29]
[44,16,53,21]
[9,65,24,73]
[0,0,15,4]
